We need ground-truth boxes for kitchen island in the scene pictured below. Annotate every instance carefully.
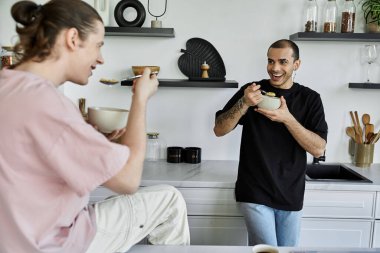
[90,161,380,248]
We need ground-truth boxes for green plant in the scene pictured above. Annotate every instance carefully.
[361,0,380,25]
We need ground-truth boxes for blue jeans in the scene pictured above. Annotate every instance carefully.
[238,202,302,247]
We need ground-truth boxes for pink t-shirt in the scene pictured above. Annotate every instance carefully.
[0,69,129,253]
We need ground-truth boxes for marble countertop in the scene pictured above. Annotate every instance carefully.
[141,160,380,191]
[128,245,380,253]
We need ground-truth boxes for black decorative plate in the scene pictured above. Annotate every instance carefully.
[178,38,226,81]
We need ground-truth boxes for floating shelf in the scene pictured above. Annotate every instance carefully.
[349,83,380,89]
[105,26,175,37]
[289,32,380,42]
[121,79,238,88]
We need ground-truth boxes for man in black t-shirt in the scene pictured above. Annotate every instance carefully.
[214,39,328,246]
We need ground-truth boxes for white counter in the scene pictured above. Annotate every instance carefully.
[128,245,380,253]
[141,160,380,191]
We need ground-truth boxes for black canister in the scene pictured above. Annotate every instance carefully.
[184,147,201,164]
[167,146,184,163]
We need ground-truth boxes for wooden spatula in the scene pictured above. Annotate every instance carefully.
[349,111,361,143]
[362,113,374,143]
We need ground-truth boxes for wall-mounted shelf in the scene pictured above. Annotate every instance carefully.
[289,32,380,42]
[349,83,380,89]
[121,79,238,88]
[105,27,175,37]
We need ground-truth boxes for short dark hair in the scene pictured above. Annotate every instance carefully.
[11,0,102,66]
[268,39,300,61]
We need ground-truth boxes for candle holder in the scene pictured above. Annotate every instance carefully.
[147,0,167,28]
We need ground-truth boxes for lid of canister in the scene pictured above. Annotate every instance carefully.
[147,132,159,138]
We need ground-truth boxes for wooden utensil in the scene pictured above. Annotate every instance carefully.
[362,113,374,143]
[370,131,380,144]
[362,113,370,125]
[349,111,362,143]
[346,126,356,141]
[367,132,375,144]
[354,111,363,143]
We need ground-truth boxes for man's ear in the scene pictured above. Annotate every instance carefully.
[294,59,301,71]
[66,28,79,50]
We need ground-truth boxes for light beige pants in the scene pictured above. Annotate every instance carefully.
[86,184,190,253]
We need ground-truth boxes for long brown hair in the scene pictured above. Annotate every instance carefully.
[10,0,102,67]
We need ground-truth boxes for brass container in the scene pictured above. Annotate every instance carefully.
[353,143,374,167]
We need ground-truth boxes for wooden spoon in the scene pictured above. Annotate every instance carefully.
[362,113,370,125]
[346,126,356,141]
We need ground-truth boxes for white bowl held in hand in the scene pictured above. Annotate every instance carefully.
[257,95,281,110]
[87,107,129,133]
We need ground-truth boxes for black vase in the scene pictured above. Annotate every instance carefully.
[114,0,146,27]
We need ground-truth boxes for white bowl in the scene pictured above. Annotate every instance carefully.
[87,107,129,133]
[257,95,281,110]
[251,244,278,253]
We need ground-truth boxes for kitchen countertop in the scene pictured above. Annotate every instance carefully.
[141,160,380,191]
[128,245,380,253]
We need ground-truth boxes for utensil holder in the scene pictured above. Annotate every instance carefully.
[353,143,374,167]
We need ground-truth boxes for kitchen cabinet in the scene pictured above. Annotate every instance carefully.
[300,218,373,247]
[374,193,380,247]
[299,190,376,248]
[89,161,380,247]
[376,193,380,219]
[105,27,175,38]
[177,188,247,245]
[374,221,380,247]
[90,187,377,247]
[188,216,247,246]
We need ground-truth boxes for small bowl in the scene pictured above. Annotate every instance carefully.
[257,95,281,110]
[132,66,160,76]
[87,107,129,133]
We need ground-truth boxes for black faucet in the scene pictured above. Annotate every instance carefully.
[312,151,326,164]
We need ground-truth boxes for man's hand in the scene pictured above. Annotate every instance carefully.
[244,83,263,107]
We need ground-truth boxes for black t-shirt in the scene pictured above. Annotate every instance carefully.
[216,80,328,211]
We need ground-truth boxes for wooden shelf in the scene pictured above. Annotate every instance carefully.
[349,83,380,89]
[105,26,175,37]
[120,79,238,88]
[289,32,380,42]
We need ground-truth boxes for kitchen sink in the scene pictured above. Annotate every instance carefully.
[306,163,372,183]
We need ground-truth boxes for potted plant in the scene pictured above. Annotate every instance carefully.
[361,0,380,32]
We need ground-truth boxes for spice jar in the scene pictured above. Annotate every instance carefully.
[146,132,166,161]
[341,0,356,33]
[323,0,338,33]
[303,0,318,32]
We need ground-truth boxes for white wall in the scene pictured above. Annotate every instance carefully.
[1,0,380,163]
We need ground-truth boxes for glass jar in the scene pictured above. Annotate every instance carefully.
[146,132,161,161]
[323,0,338,33]
[341,0,356,33]
[304,0,318,32]
[0,46,14,69]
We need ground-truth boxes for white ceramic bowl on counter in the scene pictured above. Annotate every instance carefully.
[87,107,129,133]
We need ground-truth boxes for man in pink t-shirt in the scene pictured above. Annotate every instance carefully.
[0,1,189,253]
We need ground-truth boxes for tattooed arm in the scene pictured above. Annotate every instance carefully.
[214,83,263,137]
[214,97,249,136]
